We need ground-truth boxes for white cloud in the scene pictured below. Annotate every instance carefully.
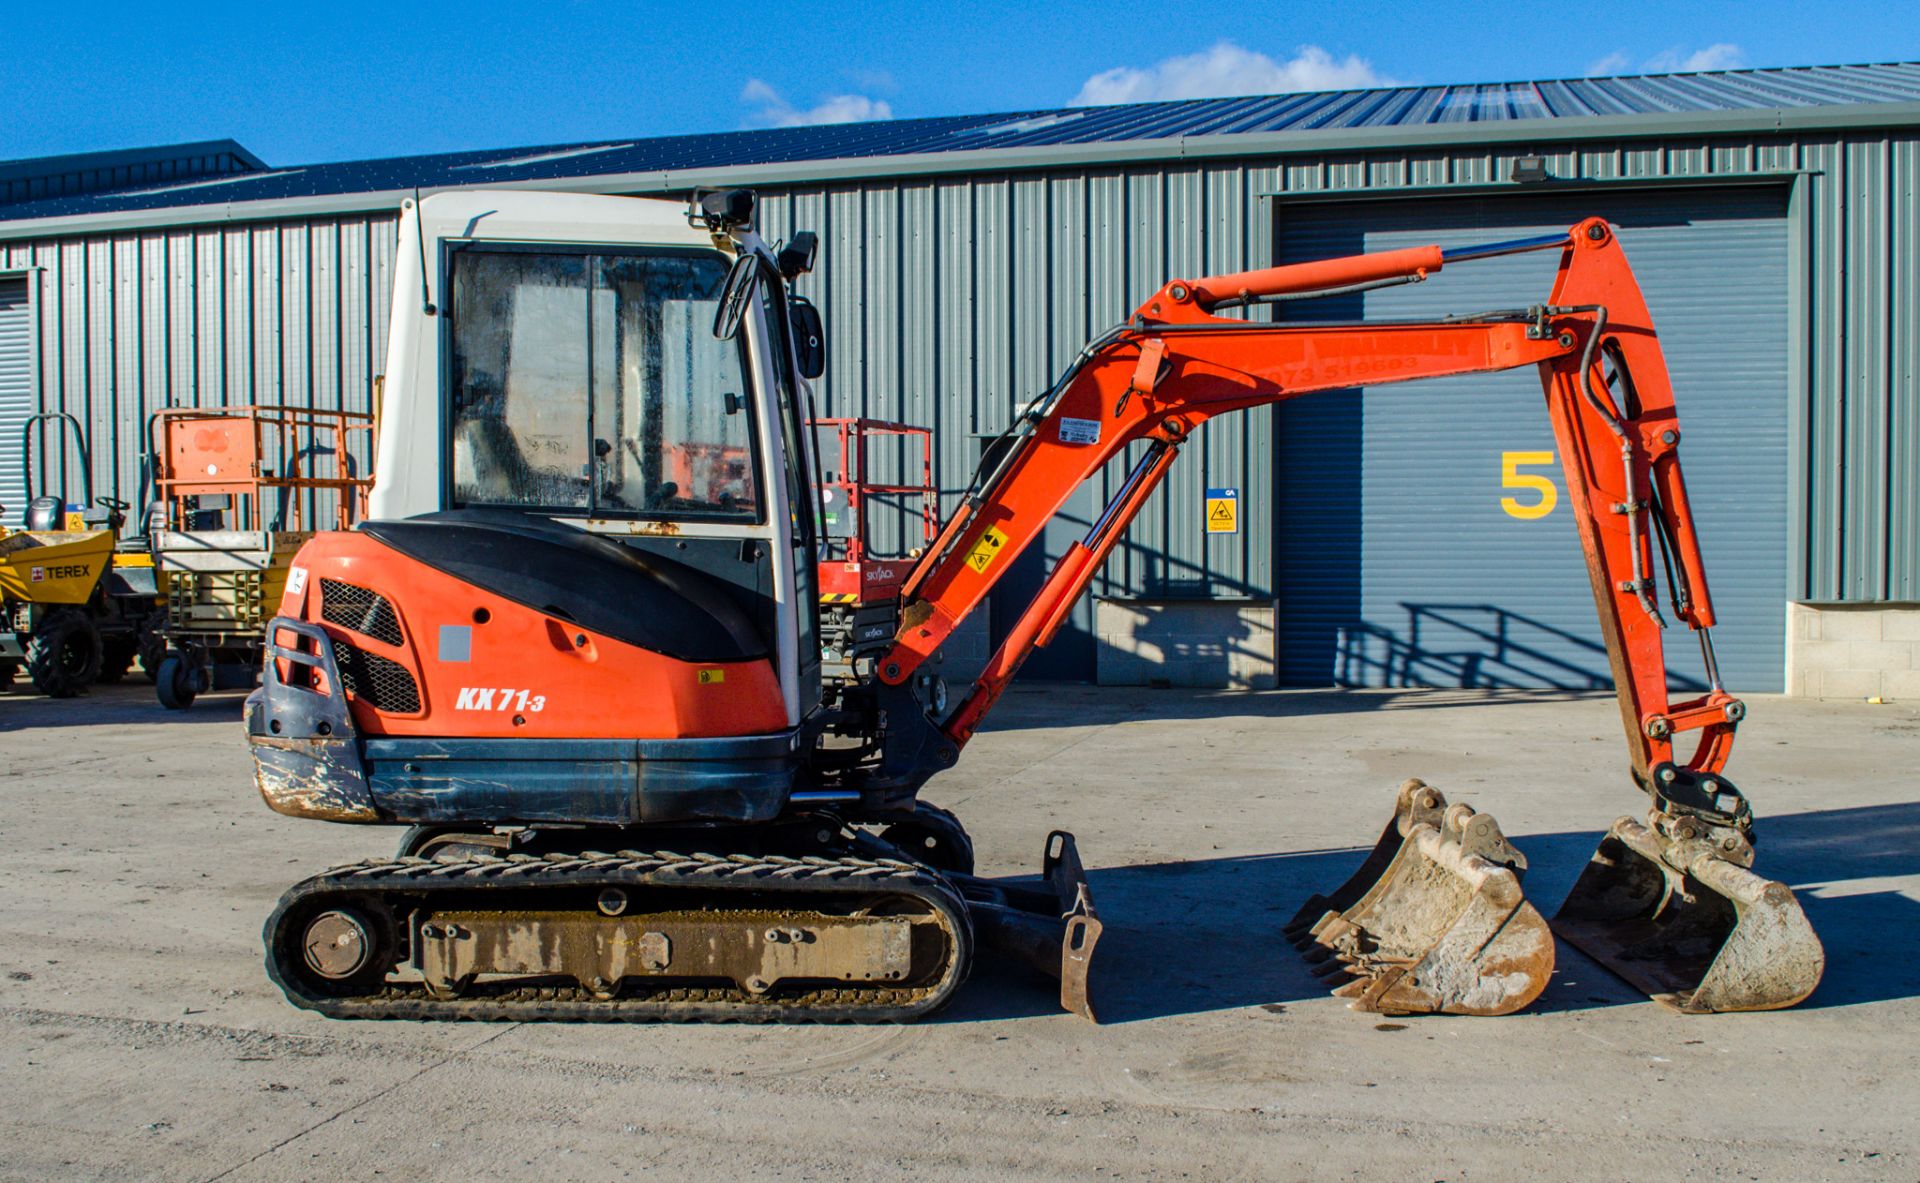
[1588,43,1745,77]
[1071,42,1395,107]
[741,79,893,128]
[1648,43,1745,72]
[1584,51,1632,77]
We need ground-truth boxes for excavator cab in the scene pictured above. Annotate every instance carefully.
[253,191,823,816]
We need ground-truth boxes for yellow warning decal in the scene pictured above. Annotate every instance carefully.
[697,669,726,685]
[820,593,860,603]
[1204,486,1239,535]
[963,525,1009,575]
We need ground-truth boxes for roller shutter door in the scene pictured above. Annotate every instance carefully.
[1273,188,1789,692]
[0,278,29,527]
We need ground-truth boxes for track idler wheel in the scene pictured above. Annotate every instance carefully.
[304,910,377,980]
[1292,782,1553,1017]
[282,900,393,995]
[1552,809,1824,1013]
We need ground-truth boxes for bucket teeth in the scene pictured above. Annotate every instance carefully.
[1552,812,1825,1013]
[1292,782,1554,1017]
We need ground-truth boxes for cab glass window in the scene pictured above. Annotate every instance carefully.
[448,247,759,521]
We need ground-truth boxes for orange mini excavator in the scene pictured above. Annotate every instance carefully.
[250,189,1821,1022]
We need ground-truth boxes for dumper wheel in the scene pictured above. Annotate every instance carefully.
[0,661,16,692]
[155,654,200,710]
[26,608,102,698]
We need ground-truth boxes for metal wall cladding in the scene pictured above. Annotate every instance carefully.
[0,279,31,520]
[1274,188,1789,691]
[1802,135,1920,601]
[0,215,396,521]
[0,126,1914,674]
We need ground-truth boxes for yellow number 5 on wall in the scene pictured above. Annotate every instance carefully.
[1500,451,1558,520]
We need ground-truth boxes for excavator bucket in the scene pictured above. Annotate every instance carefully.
[1553,814,1825,1012]
[959,830,1103,1021]
[1291,782,1554,1016]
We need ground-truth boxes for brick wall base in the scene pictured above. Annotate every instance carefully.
[1786,603,1920,699]
[1094,599,1277,689]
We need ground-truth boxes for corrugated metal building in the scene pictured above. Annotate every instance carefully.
[3,62,1917,695]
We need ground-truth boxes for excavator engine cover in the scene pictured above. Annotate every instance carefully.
[1289,780,1554,1016]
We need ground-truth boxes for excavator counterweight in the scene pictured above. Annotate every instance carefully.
[248,189,1821,1024]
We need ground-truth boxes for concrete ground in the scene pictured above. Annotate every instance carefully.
[1,681,1915,1182]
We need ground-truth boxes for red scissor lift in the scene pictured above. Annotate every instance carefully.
[813,417,936,679]
[148,405,373,707]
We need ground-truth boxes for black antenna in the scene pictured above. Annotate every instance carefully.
[412,189,436,316]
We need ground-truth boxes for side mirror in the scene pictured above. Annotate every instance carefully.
[778,231,818,280]
[789,296,826,380]
[712,252,759,340]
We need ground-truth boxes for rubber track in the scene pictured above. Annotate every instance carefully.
[265,849,973,1023]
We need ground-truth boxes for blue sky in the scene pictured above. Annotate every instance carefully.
[6,0,1918,165]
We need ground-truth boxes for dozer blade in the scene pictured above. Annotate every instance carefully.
[1552,813,1824,1013]
[958,830,1103,1021]
[1294,786,1554,1016]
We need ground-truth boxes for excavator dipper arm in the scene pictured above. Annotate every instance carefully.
[863,218,1822,1014]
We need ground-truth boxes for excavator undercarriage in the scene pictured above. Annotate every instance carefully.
[267,802,1099,1023]
[251,189,1821,1026]
[269,839,977,1022]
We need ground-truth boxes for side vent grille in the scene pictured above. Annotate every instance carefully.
[333,637,423,714]
[320,578,404,646]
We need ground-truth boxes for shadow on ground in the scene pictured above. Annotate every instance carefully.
[0,685,249,731]
[949,800,1920,1024]
[970,683,1614,736]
